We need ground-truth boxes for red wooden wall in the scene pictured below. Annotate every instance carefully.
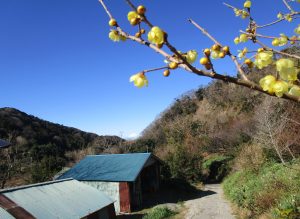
[119,182,131,213]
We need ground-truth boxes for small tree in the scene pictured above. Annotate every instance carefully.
[99,0,300,102]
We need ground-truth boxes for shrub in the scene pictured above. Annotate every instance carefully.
[223,159,300,218]
[143,207,176,219]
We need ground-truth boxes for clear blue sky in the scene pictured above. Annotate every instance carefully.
[0,0,298,138]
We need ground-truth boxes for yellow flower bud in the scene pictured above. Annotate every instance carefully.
[163,69,170,77]
[169,62,178,69]
[212,44,221,51]
[137,5,146,15]
[109,19,117,27]
[244,1,252,8]
[200,57,209,65]
[277,13,283,19]
[204,49,211,56]
[222,46,230,54]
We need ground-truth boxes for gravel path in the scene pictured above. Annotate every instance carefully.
[184,184,235,219]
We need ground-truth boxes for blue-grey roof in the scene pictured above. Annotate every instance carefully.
[0,179,114,219]
[0,139,10,148]
[58,153,154,182]
[0,207,15,219]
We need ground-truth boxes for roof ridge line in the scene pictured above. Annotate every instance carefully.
[0,178,74,193]
[87,152,152,156]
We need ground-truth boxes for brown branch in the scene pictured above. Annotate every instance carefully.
[98,0,300,103]
[189,19,250,81]
[255,39,300,59]
[240,30,300,41]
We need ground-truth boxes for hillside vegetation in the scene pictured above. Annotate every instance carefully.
[127,48,300,218]
[0,107,124,187]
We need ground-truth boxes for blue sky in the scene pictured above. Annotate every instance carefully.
[0,0,298,138]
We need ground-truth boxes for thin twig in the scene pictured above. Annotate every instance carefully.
[257,13,300,28]
[189,19,249,81]
[282,0,294,12]
[99,0,114,19]
[240,30,300,41]
[223,2,236,10]
[255,39,300,59]
[143,66,169,73]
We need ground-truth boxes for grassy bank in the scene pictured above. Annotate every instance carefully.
[223,159,300,218]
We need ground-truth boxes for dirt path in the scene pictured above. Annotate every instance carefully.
[184,184,235,219]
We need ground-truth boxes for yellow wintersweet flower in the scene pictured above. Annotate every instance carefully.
[234,37,240,44]
[211,50,221,59]
[127,11,140,25]
[272,80,289,97]
[289,85,300,97]
[148,26,165,45]
[244,1,252,8]
[259,75,276,93]
[238,47,248,59]
[272,38,280,46]
[294,25,300,35]
[186,50,198,64]
[241,10,249,19]
[277,13,283,19]
[254,51,273,69]
[234,9,242,17]
[276,59,298,81]
[278,34,288,46]
[129,73,148,88]
[109,30,121,42]
[239,34,248,43]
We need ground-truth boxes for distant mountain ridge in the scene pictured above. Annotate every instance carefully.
[0,107,124,187]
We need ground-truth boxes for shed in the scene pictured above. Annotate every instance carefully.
[0,139,10,149]
[0,179,116,219]
[57,153,161,213]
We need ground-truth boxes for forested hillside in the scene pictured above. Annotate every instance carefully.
[127,48,300,218]
[0,107,124,187]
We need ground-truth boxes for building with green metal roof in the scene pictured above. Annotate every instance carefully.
[57,153,161,213]
[0,179,116,219]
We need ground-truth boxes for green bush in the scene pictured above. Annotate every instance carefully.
[143,207,176,219]
[223,159,300,218]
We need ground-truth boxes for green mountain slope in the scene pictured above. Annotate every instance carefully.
[0,107,124,187]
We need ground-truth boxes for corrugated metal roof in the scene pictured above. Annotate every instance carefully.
[58,153,153,182]
[0,139,10,148]
[0,179,114,219]
[0,206,15,219]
